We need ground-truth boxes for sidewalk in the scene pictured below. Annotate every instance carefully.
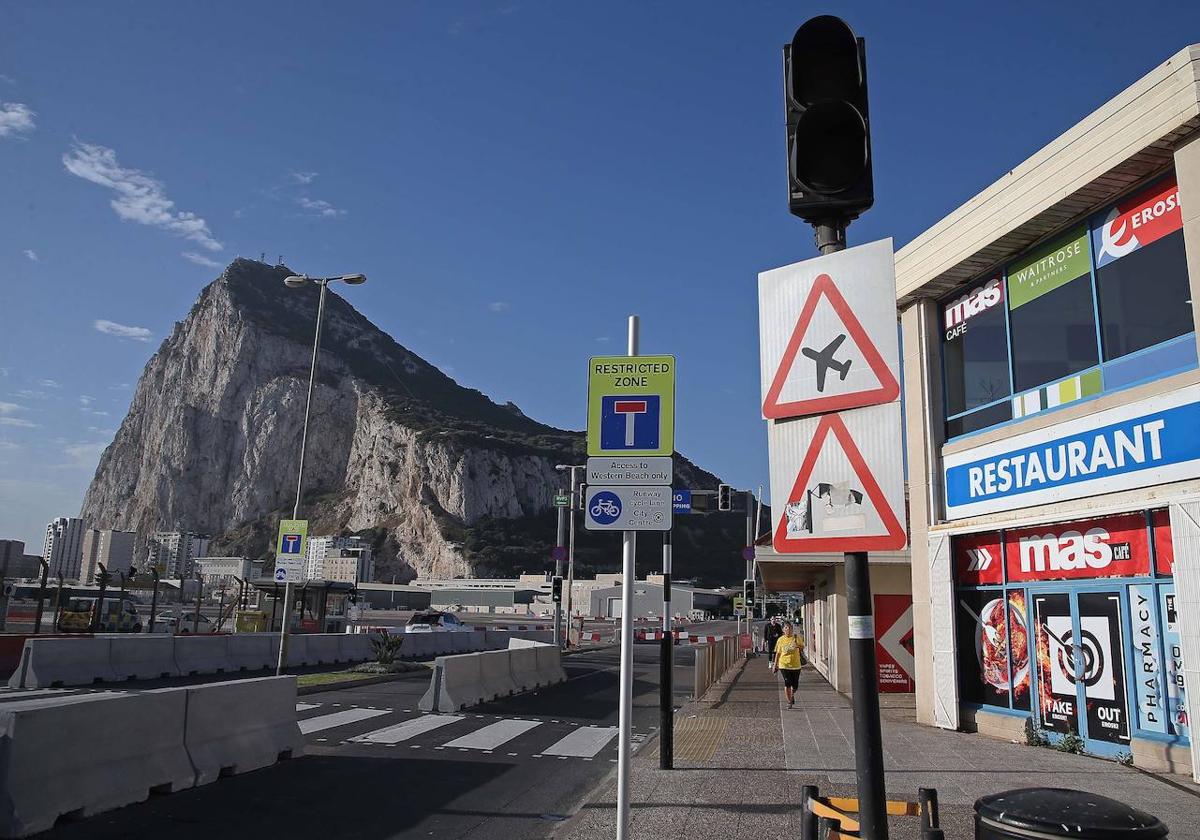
[560,657,1200,838]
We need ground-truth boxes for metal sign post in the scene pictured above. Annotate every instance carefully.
[616,314,639,840]
[660,528,673,769]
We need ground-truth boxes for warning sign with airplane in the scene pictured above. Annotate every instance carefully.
[758,238,900,420]
[768,401,906,553]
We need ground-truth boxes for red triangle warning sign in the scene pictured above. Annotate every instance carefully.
[762,273,900,420]
[773,413,907,553]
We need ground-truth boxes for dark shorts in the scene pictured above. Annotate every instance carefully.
[780,668,801,690]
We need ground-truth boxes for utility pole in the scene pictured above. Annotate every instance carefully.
[565,465,581,640]
[554,490,566,646]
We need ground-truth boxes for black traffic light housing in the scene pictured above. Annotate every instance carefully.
[744,579,756,608]
[552,576,563,603]
[718,484,732,512]
[784,15,873,225]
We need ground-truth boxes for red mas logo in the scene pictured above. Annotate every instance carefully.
[1095,178,1182,267]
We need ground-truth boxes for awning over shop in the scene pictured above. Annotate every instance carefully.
[756,546,909,592]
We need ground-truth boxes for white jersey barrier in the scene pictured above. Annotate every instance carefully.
[227,633,275,671]
[419,640,567,714]
[174,635,230,676]
[181,676,303,785]
[109,635,178,681]
[7,638,116,689]
[0,676,300,837]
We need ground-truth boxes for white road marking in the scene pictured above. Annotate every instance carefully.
[443,719,541,751]
[296,702,320,712]
[351,714,464,744]
[541,726,618,758]
[299,708,389,735]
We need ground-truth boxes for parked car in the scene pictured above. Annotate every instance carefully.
[151,610,214,634]
[405,611,469,632]
[58,596,142,633]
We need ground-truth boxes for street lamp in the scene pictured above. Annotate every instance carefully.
[555,463,585,646]
[276,272,368,676]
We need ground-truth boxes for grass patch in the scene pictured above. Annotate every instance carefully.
[295,670,381,688]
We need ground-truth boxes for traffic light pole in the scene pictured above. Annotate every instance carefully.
[819,226,887,840]
[659,529,673,769]
[554,492,566,647]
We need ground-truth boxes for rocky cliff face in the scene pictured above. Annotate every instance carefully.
[81,259,729,583]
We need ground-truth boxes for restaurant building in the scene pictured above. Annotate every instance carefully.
[898,45,1200,776]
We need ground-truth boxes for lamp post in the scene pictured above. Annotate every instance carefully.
[276,272,367,676]
[555,463,584,647]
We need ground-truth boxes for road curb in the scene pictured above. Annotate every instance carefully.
[297,668,430,696]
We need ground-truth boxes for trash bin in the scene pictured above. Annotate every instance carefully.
[975,788,1168,839]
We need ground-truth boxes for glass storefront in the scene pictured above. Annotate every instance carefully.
[940,173,1195,440]
[953,508,1187,757]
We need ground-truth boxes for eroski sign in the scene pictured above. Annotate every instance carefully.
[943,385,1200,518]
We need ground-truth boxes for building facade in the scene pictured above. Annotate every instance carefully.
[194,556,263,591]
[146,531,211,578]
[305,535,372,583]
[80,529,136,583]
[43,517,84,581]
[898,46,1200,777]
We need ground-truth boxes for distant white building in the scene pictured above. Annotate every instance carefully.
[146,532,211,578]
[44,517,85,581]
[194,556,263,590]
[305,535,373,584]
[81,529,136,583]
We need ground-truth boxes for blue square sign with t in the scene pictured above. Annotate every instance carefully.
[280,534,303,554]
[600,395,660,451]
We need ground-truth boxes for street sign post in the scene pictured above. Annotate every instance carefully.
[273,519,308,584]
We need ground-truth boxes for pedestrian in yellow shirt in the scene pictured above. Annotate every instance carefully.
[773,621,804,709]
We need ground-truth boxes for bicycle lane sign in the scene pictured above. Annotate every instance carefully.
[584,485,672,531]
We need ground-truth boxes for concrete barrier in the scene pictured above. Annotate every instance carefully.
[478,649,518,700]
[533,645,567,686]
[431,634,456,657]
[508,645,541,690]
[399,633,433,660]
[227,633,274,671]
[0,691,194,837]
[7,637,116,689]
[338,633,374,663]
[110,635,178,681]
[180,676,303,785]
[450,633,476,654]
[305,634,341,665]
[419,654,484,712]
[284,634,310,668]
[174,635,230,676]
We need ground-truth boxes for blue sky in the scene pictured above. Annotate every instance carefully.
[1,1,1197,550]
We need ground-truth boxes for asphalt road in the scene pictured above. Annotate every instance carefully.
[42,644,697,840]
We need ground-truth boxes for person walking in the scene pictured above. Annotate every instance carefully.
[773,621,804,709]
[764,617,782,663]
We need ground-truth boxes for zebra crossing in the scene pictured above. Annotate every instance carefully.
[297,701,624,762]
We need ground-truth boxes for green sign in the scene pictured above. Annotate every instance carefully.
[586,355,676,457]
[1007,227,1090,309]
[274,519,308,583]
[553,494,571,508]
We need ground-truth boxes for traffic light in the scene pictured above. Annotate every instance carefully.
[784,15,873,224]
[551,576,563,603]
[577,484,588,511]
[744,579,756,607]
[718,484,732,512]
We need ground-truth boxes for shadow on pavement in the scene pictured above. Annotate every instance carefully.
[39,755,516,840]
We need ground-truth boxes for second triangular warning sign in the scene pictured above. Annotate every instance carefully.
[762,273,899,419]
[770,408,907,554]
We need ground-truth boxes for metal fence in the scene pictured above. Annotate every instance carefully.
[692,636,738,699]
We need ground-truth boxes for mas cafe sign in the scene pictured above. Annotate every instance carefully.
[952,512,1170,586]
[943,277,1003,341]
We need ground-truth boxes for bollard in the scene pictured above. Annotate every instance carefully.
[920,786,940,835]
[817,816,842,840]
[975,788,1167,839]
[801,785,819,840]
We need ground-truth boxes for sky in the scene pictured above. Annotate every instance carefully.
[1,1,1198,551]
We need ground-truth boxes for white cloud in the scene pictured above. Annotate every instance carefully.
[595,336,611,343]
[296,196,345,218]
[13,389,49,400]
[109,383,131,390]
[60,442,107,469]
[23,249,38,262]
[93,319,153,342]
[488,301,510,313]
[182,251,222,268]
[0,441,19,451]
[290,171,318,185]
[63,142,223,251]
[0,418,36,428]
[40,379,60,388]
[0,75,15,86]
[0,102,34,139]
[79,395,94,407]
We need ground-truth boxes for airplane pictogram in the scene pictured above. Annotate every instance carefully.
[801,333,852,392]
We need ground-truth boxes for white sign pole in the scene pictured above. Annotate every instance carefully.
[616,314,638,840]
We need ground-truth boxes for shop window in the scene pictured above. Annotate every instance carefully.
[956,589,1011,708]
[945,400,1012,439]
[1008,227,1099,393]
[1092,177,1193,361]
[942,277,1010,417]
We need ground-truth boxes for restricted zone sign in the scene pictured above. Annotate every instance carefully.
[274,519,308,584]
[587,355,675,457]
